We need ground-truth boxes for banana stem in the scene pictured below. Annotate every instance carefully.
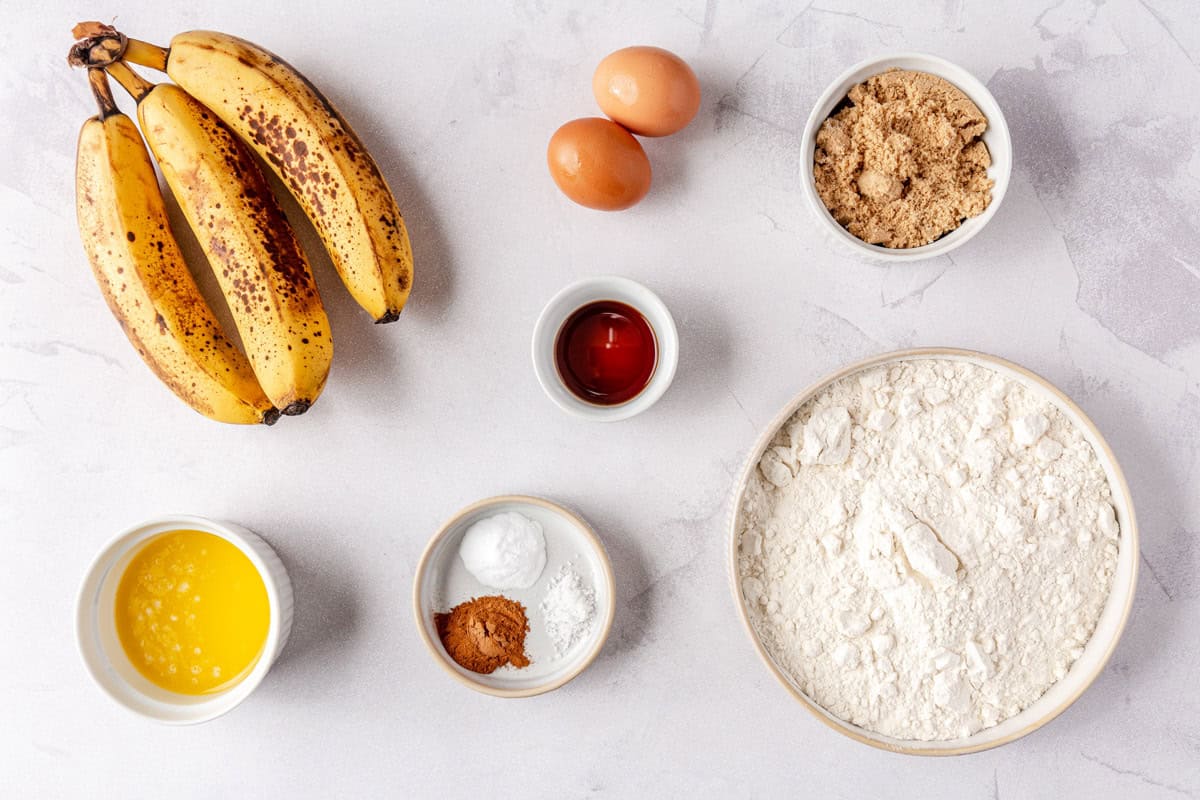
[123,38,170,72]
[106,61,156,103]
[87,68,120,119]
[67,23,126,69]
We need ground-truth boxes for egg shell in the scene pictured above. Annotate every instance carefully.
[593,46,701,137]
[547,117,652,211]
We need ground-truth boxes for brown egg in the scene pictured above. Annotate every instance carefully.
[547,118,652,211]
[593,46,701,137]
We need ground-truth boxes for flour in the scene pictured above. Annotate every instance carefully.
[736,359,1120,741]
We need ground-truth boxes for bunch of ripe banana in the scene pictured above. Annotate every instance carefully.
[68,23,413,424]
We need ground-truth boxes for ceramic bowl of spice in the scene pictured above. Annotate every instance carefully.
[799,52,1012,262]
[413,495,616,697]
[532,276,679,422]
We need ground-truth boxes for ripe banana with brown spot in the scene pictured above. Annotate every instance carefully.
[107,62,333,415]
[74,69,278,426]
[123,30,414,324]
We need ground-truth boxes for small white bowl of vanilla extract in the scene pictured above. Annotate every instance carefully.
[532,276,679,421]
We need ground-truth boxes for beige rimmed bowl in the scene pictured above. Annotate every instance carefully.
[727,348,1138,755]
[413,494,616,698]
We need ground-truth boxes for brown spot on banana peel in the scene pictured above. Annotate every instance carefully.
[149,87,328,413]
[191,121,323,316]
[171,33,411,321]
[91,91,318,422]
[93,274,244,423]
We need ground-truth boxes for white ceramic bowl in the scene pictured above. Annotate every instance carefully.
[532,276,679,421]
[413,495,616,697]
[76,514,293,724]
[800,53,1012,262]
[728,348,1138,755]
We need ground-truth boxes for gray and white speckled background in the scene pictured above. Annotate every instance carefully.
[2,1,1197,796]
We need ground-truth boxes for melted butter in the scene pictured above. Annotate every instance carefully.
[114,530,269,695]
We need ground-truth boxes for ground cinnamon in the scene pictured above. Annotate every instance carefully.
[435,595,531,674]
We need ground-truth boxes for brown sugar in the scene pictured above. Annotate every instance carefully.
[813,69,994,249]
[435,595,531,674]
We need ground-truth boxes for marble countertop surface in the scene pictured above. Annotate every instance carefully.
[2,0,1197,796]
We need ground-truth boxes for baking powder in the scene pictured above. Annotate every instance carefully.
[459,512,547,590]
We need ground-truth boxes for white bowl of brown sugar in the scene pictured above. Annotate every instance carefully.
[800,53,1012,262]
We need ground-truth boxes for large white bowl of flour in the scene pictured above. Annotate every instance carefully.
[729,348,1137,755]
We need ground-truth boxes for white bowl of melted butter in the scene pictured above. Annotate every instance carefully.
[76,514,293,724]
